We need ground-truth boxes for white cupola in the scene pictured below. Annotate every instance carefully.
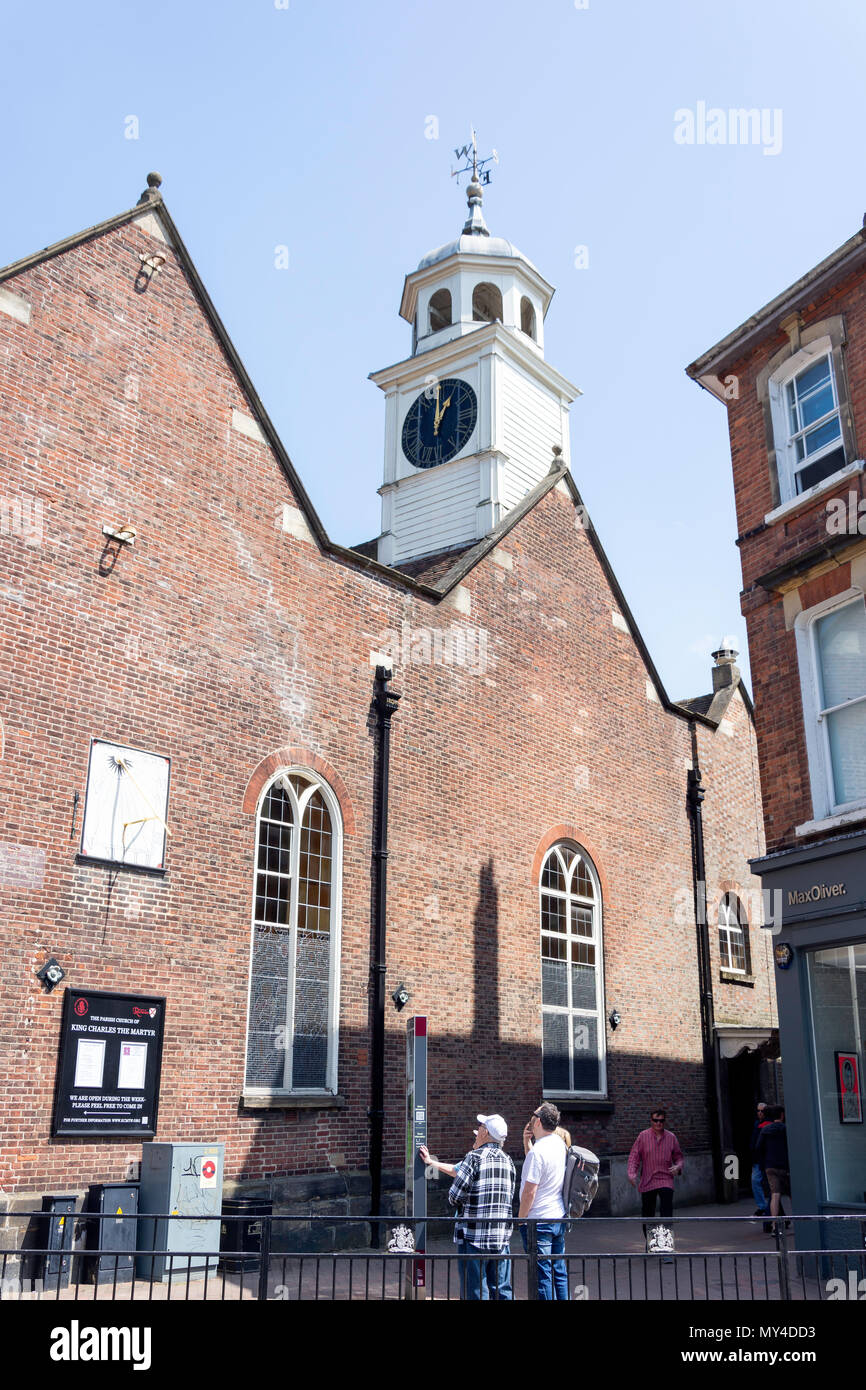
[370,165,580,566]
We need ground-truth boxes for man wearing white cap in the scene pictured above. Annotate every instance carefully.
[420,1113,515,1300]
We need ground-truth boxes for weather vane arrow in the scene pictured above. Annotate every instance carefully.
[450,127,498,236]
[450,126,498,186]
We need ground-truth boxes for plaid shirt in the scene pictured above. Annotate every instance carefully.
[448,1143,516,1249]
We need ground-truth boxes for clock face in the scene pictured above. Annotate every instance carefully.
[401,377,477,468]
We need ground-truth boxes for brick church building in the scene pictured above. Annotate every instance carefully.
[0,169,776,1231]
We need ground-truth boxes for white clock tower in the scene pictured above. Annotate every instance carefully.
[370,153,580,566]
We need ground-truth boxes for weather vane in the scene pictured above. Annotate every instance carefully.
[450,127,499,187]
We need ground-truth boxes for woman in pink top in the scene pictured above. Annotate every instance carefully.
[627,1108,684,1223]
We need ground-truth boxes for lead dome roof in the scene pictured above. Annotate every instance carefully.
[416,231,540,275]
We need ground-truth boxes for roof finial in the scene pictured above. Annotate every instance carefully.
[451,128,497,238]
[137,172,163,206]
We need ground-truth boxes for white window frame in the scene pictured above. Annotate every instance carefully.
[795,591,866,821]
[768,336,847,502]
[538,842,606,1100]
[718,894,749,975]
[243,767,343,1097]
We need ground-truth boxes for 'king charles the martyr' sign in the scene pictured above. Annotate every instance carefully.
[52,989,167,1137]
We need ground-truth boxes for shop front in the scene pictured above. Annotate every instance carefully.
[753,828,866,1250]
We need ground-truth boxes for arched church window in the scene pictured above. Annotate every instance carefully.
[520,296,536,340]
[472,282,503,324]
[244,769,342,1094]
[719,893,750,975]
[429,288,452,333]
[539,842,605,1095]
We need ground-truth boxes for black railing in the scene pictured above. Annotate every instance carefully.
[0,1214,863,1301]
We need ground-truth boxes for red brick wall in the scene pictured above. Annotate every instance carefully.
[0,211,771,1195]
[716,262,866,849]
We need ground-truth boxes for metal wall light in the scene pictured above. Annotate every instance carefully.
[609,1008,621,1030]
[36,958,66,993]
[391,983,411,1011]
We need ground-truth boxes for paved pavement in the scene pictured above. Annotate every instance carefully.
[2,1198,857,1300]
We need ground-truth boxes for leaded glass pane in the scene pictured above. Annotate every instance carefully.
[292,929,330,1089]
[572,1016,600,1091]
[571,962,596,1009]
[542,1012,569,1091]
[245,1030,285,1089]
[542,960,568,1008]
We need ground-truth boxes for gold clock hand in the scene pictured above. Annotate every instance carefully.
[434,394,453,434]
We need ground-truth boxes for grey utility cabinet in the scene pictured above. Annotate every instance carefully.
[136,1142,224,1281]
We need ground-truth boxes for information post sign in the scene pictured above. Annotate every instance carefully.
[405,1015,427,1292]
[52,988,166,1137]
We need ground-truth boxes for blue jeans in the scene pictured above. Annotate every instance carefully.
[751,1163,770,1214]
[521,1222,569,1300]
[457,1241,512,1300]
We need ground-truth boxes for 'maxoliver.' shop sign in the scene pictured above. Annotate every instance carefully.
[787,882,846,907]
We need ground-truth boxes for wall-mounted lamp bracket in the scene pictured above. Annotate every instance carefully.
[138,252,166,280]
[101,523,137,546]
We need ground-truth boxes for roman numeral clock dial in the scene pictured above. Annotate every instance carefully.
[401,377,477,469]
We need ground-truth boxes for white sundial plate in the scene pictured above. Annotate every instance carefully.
[80,739,171,869]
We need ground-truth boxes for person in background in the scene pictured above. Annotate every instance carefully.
[750,1100,771,1219]
[420,1112,515,1300]
[555,1125,572,1149]
[519,1101,569,1300]
[627,1108,684,1229]
[755,1104,790,1228]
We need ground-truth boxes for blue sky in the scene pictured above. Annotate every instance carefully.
[4,0,866,699]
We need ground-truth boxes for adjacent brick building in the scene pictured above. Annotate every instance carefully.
[688,212,866,1237]
[0,173,774,1242]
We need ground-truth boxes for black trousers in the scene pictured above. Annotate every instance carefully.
[641,1188,673,1227]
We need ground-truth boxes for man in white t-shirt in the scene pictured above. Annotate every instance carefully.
[518,1101,568,1300]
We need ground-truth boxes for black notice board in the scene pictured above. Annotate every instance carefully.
[52,988,167,1137]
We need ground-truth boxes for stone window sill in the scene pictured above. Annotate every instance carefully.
[763,459,865,526]
[241,1092,347,1111]
[545,1097,614,1113]
[719,972,755,987]
[795,805,866,838]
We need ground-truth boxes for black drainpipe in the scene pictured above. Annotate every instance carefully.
[369,665,401,1245]
[687,750,724,1203]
